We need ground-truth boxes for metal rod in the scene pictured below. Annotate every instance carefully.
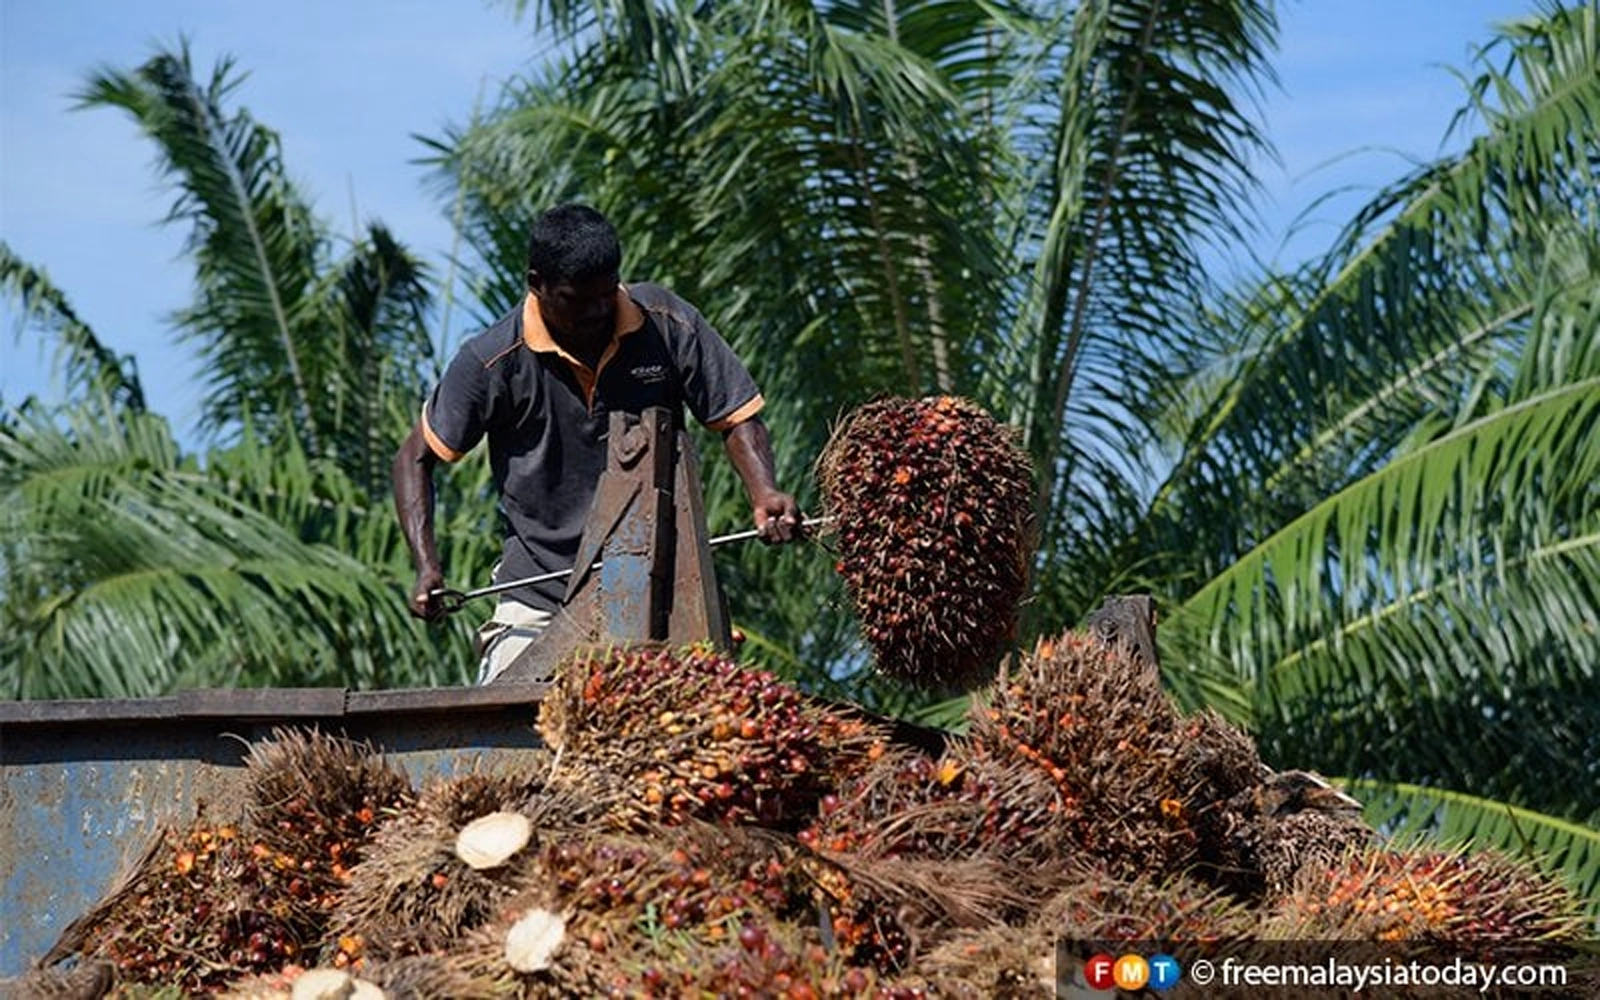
[432,514,834,608]
[704,514,834,547]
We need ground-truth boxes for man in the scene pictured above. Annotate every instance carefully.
[393,204,802,683]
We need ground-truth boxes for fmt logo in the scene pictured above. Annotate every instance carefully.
[1148,954,1180,990]
[1082,952,1180,992]
[1083,953,1118,990]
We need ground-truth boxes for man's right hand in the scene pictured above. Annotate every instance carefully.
[408,566,448,622]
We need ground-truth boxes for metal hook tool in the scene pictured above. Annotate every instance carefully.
[430,515,834,615]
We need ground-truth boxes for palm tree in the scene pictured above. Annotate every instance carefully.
[429,0,1276,705]
[0,42,497,698]
[430,0,1598,908]
[1147,2,1600,910]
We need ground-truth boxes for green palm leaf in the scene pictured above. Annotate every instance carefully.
[0,398,477,699]
[76,41,325,451]
[1,241,145,411]
[309,222,436,494]
[1152,7,1600,832]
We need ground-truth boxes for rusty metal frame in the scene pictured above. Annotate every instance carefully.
[494,407,732,684]
[0,685,549,979]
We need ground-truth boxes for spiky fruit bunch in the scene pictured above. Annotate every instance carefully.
[674,921,879,1000]
[909,924,1058,1000]
[541,831,788,946]
[969,631,1215,876]
[363,952,515,1000]
[410,755,564,823]
[797,845,1027,975]
[798,746,1053,971]
[816,395,1036,692]
[1278,847,1586,943]
[245,728,412,916]
[81,823,314,992]
[1041,865,1258,943]
[1179,711,1270,858]
[442,826,818,996]
[802,743,1065,875]
[328,809,520,962]
[329,764,596,963]
[456,907,882,1000]
[539,645,887,829]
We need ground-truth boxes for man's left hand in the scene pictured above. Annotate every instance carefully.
[752,490,803,544]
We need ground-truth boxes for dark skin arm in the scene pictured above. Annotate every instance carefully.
[392,421,446,620]
[723,416,802,543]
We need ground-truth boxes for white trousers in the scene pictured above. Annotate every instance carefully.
[475,599,555,685]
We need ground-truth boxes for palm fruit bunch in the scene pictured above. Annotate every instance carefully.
[1040,865,1258,943]
[794,852,918,974]
[536,829,788,952]
[794,745,1053,973]
[75,822,316,992]
[1274,846,1586,943]
[798,845,1027,976]
[359,952,516,1000]
[538,644,888,830]
[328,765,571,963]
[904,869,1259,999]
[905,869,1258,999]
[671,920,882,1000]
[816,395,1036,692]
[967,630,1209,876]
[1177,710,1278,892]
[800,742,1067,907]
[903,923,1059,999]
[437,825,832,997]
[244,727,412,930]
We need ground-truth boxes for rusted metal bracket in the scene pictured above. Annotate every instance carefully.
[1085,594,1160,672]
[493,407,733,684]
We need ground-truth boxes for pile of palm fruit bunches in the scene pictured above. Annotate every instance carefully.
[22,396,1592,999]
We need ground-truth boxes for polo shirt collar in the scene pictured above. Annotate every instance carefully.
[520,285,645,362]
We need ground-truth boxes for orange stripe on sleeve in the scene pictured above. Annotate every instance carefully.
[707,394,765,433]
[420,404,467,462]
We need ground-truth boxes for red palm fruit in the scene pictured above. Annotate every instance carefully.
[244,727,413,922]
[1275,845,1586,944]
[969,630,1264,879]
[76,822,309,993]
[539,645,887,830]
[817,396,1036,692]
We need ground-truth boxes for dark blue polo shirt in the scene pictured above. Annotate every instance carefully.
[421,282,764,610]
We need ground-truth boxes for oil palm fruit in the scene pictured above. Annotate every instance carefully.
[539,645,887,830]
[817,395,1036,692]
[1275,846,1586,943]
[245,728,412,921]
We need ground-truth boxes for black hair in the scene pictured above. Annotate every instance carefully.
[526,204,622,283]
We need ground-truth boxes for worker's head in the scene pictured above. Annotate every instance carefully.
[527,205,622,347]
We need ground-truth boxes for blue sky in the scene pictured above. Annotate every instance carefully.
[1,0,1535,433]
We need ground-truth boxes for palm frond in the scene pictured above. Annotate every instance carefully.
[1144,8,1600,827]
[75,41,325,450]
[1,241,145,411]
[1169,374,1600,812]
[1006,0,1275,462]
[0,399,476,698]
[311,222,436,494]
